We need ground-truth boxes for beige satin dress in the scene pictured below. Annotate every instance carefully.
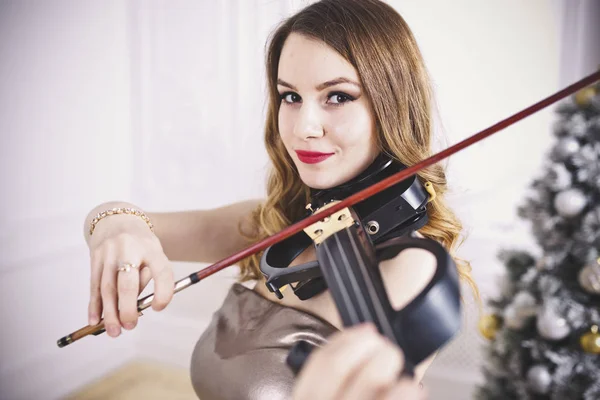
[190,283,339,400]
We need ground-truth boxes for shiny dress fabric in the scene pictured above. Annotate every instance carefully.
[190,283,339,400]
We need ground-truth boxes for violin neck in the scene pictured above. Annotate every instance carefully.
[315,224,399,342]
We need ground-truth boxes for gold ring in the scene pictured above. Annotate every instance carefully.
[117,263,139,273]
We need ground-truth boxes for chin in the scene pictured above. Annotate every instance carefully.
[294,156,372,190]
[297,168,346,190]
[299,173,332,190]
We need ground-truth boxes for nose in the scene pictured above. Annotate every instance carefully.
[293,103,324,140]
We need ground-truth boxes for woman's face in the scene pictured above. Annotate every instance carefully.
[277,33,379,189]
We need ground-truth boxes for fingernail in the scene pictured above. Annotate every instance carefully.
[89,315,98,325]
[107,325,120,337]
[123,322,135,330]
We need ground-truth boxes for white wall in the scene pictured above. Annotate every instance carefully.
[556,0,600,87]
[4,0,596,399]
[0,1,136,399]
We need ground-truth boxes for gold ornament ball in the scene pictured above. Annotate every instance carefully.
[580,325,600,354]
[574,86,597,106]
[479,314,502,340]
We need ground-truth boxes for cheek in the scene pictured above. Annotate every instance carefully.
[278,107,294,144]
[329,106,375,148]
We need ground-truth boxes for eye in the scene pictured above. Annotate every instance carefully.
[327,92,355,105]
[280,91,301,104]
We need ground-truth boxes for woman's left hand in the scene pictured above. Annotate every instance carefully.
[292,323,427,400]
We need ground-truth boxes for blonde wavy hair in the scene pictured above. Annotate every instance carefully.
[238,0,479,302]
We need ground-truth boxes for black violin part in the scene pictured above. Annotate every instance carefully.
[373,236,461,366]
[280,206,461,376]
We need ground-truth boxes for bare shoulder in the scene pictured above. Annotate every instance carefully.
[378,231,439,380]
[377,232,437,310]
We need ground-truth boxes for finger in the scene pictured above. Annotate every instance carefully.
[382,378,426,400]
[148,254,174,311]
[139,265,152,292]
[343,338,404,400]
[319,323,378,355]
[293,324,381,400]
[100,249,121,337]
[117,262,141,330]
[88,249,104,325]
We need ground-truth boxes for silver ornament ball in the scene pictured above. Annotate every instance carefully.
[552,137,580,161]
[527,365,553,394]
[554,188,587,217]
[504,305,526,330]
[536,304,571,340]
[578,262,600,295]
[512,291,538,317]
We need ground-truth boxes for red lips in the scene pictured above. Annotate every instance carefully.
[295,150,334,164]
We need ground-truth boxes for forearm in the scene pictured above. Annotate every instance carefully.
[83,199,262,264]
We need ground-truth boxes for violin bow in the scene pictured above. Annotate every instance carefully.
[57,69,600,348]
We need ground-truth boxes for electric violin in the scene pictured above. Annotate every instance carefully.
[259,154,455,376]
[57,70,600,377]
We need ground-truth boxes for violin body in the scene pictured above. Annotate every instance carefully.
[317,219,461,373]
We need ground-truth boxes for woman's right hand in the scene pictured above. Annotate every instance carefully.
[87,214,174,337]
[292,324,427,400]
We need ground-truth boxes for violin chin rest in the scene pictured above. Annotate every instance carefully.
[375,235,462,365]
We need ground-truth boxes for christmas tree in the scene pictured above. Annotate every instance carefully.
[475,80,600,400]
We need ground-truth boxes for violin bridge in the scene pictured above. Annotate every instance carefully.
[303,201,356,245]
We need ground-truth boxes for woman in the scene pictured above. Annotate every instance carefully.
[84,0,476,398]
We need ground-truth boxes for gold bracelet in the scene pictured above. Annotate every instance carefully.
[89,207,154,236]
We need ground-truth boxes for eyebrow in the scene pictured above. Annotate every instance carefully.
[277,77,361,91]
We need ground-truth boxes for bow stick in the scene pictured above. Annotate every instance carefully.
[57,69,600,348]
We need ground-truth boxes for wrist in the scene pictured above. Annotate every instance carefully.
[89,207,154,237]
[87,212,155,248]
